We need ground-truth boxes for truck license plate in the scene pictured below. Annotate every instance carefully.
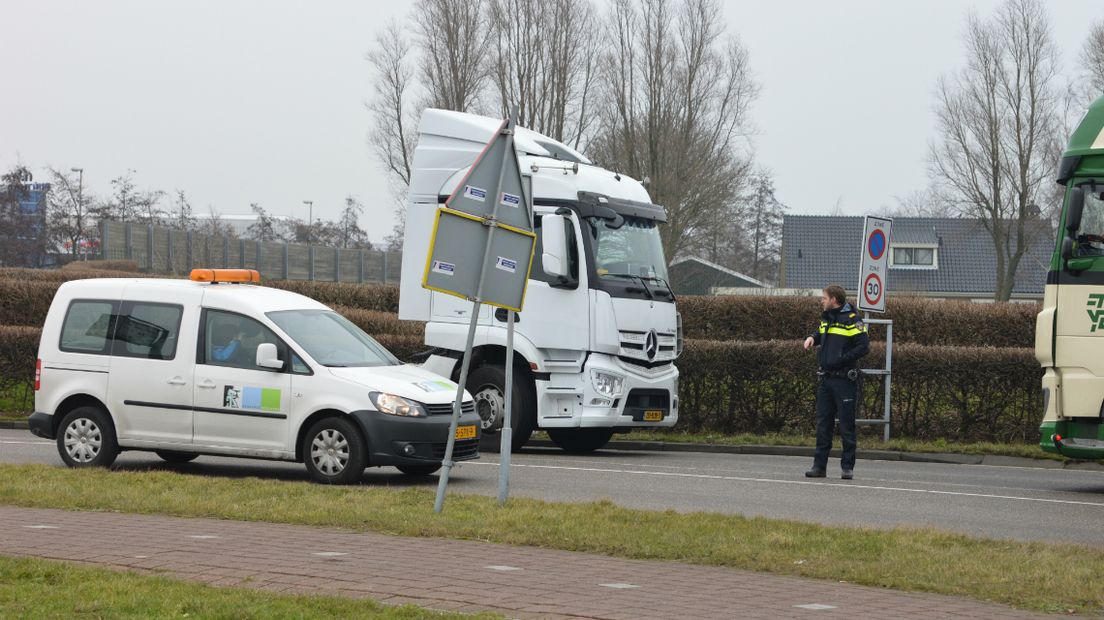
[455,425,477,440]
[643,410,664,421]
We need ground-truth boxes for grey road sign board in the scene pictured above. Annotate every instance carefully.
[444,119,533,232]
[422,208,536,312]
[858,215,892,313]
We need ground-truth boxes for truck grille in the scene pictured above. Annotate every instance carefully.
[618,329,678,363]
[424,401,476,416]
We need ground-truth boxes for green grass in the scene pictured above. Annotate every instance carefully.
[613,430,1064,461]
[0,381,31,417]
[0,465,1099,615]
[0,555,495,619]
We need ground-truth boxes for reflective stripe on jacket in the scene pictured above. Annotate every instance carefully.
[810,303,870,371]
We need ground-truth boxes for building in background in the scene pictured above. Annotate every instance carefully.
[669,256,768,296]
[780,215,1054,302]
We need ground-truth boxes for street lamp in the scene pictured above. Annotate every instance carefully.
[303,200,313,244]
[70,168,84,260]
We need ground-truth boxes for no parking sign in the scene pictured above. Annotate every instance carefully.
[858,216,892,313]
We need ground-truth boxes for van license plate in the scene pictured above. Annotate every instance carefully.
[643,410,664,421]
[455,425,477,440]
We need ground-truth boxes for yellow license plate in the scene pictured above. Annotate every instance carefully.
[643,410,664,421]
[455,425,477,440]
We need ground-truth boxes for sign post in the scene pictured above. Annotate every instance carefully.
[856,216,893,441]
[424,113,535,513]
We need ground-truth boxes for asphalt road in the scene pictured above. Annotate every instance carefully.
[3,429,1103,547]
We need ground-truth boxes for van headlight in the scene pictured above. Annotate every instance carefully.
[590,370,625,398]
[369,392,427,417]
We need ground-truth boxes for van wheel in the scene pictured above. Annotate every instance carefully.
[547,428,614,454]
[395,464,441,476]
[302,417,367,484]
[156,450,198,464]
[467,364,534,453]
[57,406,118,468]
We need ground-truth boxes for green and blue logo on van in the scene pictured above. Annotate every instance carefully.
[223,385,282,411]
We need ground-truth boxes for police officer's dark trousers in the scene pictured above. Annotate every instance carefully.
[813,376,857,471]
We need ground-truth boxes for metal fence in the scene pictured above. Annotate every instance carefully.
[99,221,403,283]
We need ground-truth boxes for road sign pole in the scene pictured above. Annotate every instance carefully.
[434,118,518,513]
[498,309,514,505]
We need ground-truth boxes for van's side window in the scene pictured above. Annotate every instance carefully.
[59,300,119,354]
[112,302,183,360]
[202,310,284,371]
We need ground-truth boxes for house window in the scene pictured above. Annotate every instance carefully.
[891,246,937,269]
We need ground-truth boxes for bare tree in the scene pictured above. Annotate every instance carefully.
[590,0,759,262]
[171,190,198,231]
[0,166,45,266]
[929,0,1062,301]
[1082,20,1104,97]
[246,203,282,242]
[487,0,600,147]
[880,187,955,218]
[104,170,163,225]
[739,171,786,283]
[414,0,490,113]
[338,195,371,249]
[46,167,97,258]
[201,207,237,238]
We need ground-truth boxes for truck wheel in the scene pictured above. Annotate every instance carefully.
[547,428,614,454]
[57,406,118,468]
[395,464,441,476]
[302,417,367,484]
[156,450,199,464]
[467,364,534,452]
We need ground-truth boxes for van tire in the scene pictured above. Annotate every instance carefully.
[302,417,367,484]
[547,428,614,454]
[156,450,199,464]
[395,464,441,476]
[56,406,118,468]
[467,364,534,453]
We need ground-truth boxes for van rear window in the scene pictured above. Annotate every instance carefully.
[60,300,118,354]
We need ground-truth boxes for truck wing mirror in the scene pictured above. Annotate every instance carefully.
[541,214,570,279]
[1061,236,1075,260]
[1066,187,1085,233]
[256,342,284,370]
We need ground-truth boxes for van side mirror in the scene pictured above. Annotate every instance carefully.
[541,214,570,279]
[1066,187,1085,233]
[256,342,283,370]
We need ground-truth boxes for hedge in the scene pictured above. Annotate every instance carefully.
[266,282,400,313]
[0,282,62,327]
[677,295,1039,349]
[0,326,40,414]
[59,259,140,273]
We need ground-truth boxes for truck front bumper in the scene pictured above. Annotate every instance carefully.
[536,354,679,429]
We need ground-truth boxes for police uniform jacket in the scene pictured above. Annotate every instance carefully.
[810,303,870,371]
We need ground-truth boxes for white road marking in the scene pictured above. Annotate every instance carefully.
[188,535,220,539]
[313,552,348,557]
[794,603,837,610]
[23,525,59,529]
[0,440,52,445]
[485,565,523,571]
[599,583,640,589]
[469,461,1104,508]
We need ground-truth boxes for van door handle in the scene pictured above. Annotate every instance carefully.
[197,380,217,389]
[167,377,187,386]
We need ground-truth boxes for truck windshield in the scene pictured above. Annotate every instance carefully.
[267,310,400,367]
[590,216,670,282]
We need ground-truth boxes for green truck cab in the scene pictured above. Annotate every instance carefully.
[1038,95,1104,459]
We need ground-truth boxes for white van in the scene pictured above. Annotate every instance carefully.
[28,269,481,484]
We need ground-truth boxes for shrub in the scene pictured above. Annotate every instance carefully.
[334,306,425,338]
[267,281,399,313]
[0,268,158,282]
[60,259,141,272]
[0,326,40,414]
[0,282,59,327]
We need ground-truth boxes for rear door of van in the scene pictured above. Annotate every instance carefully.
[107,283,201,445]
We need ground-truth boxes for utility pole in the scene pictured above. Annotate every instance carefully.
[303,200,313,244]
[70,168,84,259]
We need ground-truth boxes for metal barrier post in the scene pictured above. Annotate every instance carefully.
[283,243,290,279]
[308,246,315,280]
[334,247,341,282]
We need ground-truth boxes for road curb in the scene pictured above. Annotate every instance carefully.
[0,420,28,430]
[522,439,1094,470]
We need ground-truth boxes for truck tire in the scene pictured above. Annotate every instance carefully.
[57,406,119,468]
[156,450,199,464]
[302,417,367,484]
[547,428,613,454]
[467,364,534,452]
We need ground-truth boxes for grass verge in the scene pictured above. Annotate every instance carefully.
[0,555,494,619]
[0,464,1099,614]
[614,430,1063,461]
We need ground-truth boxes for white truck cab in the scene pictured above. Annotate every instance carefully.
[29,269,481,483]
[400,110,681,453]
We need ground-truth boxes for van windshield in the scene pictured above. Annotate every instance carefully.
[267,310,400,368]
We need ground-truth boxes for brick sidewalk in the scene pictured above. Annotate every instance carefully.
[0,506,1040,619]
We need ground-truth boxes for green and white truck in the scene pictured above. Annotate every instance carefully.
[1037,95,1104,459]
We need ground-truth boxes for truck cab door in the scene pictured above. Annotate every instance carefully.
[516,209,589,353]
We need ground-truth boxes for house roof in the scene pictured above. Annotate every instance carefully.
[669,256,767,295]
[780,215,1054,296]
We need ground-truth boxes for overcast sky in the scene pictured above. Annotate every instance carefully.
[2,0,1100,244]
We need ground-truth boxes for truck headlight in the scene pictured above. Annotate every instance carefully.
[369,392,427,417]
[590,370,625,398]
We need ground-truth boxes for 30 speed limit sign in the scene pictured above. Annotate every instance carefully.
[858,216,892,313]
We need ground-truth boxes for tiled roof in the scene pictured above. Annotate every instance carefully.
[780,215,1054,295]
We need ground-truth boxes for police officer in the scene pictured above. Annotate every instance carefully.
[802,284,869,480]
